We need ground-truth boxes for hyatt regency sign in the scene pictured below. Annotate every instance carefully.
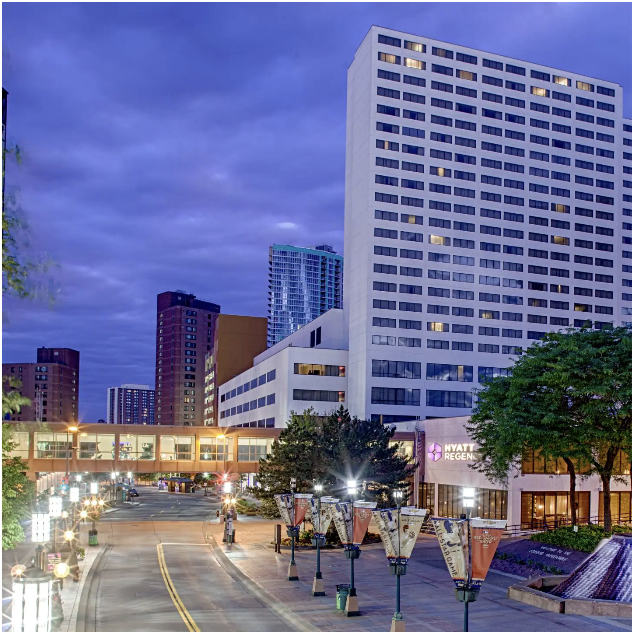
[428,442,477,462]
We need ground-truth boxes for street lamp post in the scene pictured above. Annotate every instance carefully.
[65,426,78,489]
[460,487,477,632]
[32,506,51,571]
[392,490,405,631]
[12,564,53,632]
[312,483,324,596]
[345,479,360,617]
[48,495,63,555]
[287,477,299,581]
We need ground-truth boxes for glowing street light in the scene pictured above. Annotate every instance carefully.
[64,530,74,542]
[69,487,80,503]
[53,562,70,579]
[79,510,88,519]
[345,480,360,617]
[90,482,98,494]
[12,565,52,632]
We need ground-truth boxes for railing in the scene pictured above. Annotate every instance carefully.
[417,514,632,539]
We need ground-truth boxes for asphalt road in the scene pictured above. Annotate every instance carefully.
[101,485,222,522]
[89,487,292,632]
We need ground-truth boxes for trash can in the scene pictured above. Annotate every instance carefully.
[89,530,98,546]
[336,584,350,611]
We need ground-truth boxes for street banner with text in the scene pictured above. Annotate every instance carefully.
[470,518,507,587]
[293,494,313,527]
[374,507,427,560]
[310,496,339,536]
[274,494,293,526]
[432,518,467,588]
[353,501,377,545]
[332,502,352,545]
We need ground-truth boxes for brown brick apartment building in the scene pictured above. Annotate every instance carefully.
[2,347,80,423]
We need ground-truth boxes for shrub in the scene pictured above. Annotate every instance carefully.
[529,523,630,553]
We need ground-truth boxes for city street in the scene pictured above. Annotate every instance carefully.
[85,486,292,632]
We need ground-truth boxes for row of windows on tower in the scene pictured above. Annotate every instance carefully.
[375,39,616,98]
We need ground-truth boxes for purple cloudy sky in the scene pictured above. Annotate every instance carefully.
[2,3,631,421]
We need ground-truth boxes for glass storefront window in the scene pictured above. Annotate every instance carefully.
[8,431,29,458]
[522,450,591,475]
[599,492,631,526]
[437,484,507,520]
[77,433,115,460]
[520,491,590,529]
[118,434,155,460]
[199,437,234,461]
[35,432,72,459]
[160,436,193,461]
[237,438,274,462]
[420,482,435,516]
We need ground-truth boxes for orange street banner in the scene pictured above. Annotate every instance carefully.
[470,518,507,587]
[294,494,313,527]
[432,518,467,589]
[352,501,377,545]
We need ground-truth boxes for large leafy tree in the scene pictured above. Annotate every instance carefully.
[468,326,632,532]
[2,424,36,549]
[254,406,415,513]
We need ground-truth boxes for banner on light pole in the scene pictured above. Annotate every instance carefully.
[310,496,339,536]
[332,501,377,546]
[274,493,313,527]
[432,518,468,589]
[470,518,506,588]
[374,507,427,561]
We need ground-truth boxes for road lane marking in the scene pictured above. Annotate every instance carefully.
[156,543,201,632]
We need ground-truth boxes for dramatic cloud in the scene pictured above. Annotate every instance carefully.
[2,3,631,420]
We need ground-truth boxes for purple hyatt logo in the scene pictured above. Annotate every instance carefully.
[427,443,442,462]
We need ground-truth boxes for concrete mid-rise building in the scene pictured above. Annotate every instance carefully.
[107,384,155,425]
[155,291,220,425]
[203,314,267,426]
[267,244,343,347]
[2,347,80,423]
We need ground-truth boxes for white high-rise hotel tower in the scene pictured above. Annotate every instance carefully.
[345,26,631,424]
[219,26,632,429]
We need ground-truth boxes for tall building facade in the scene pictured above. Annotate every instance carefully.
[155,291,220,425]
[345,26,631,423]
[107,384,155,425]
[203,314,268,426]
[2,347,80,423]
[268,244,343,347]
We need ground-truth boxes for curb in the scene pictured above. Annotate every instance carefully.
[206,534,320,632]
[75,544,112,632]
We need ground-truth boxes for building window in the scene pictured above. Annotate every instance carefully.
[118,434,156,460]
[293,390,345,403]
[237,437,274,462]
[438,484,507,520]
[521,491,590,529]
[426,390,473,407]
[77,433,115,460]
[371,387,420,406]
[199,437,233,462]
[294,364,345,377]
[160,436,193,461]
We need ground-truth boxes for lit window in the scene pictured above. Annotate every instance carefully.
[405,41,425,53]
[456,70,476,81]
[430,235,448,245]
[531,86,549,97]
[404,58,425,70]
[429,322,448,332]
[553,75,571,87]
[552,236,570,245]
[552,204,569,213]
[576,81,594,92]
[436,167,448,177]
[379,52,400,65]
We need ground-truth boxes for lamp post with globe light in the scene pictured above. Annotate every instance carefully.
[459,487,477,632]
[312,483,325,596]
[345,479,360,616]
[11,564,53,632]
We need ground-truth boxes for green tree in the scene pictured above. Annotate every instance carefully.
[2,423,36,549]
[468,326,632,532]
[253,406,415,512]
[2,375,31,419]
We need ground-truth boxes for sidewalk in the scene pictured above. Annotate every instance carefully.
[204,519,629,632]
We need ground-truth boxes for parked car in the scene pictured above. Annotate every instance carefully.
[128,488,139,497]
